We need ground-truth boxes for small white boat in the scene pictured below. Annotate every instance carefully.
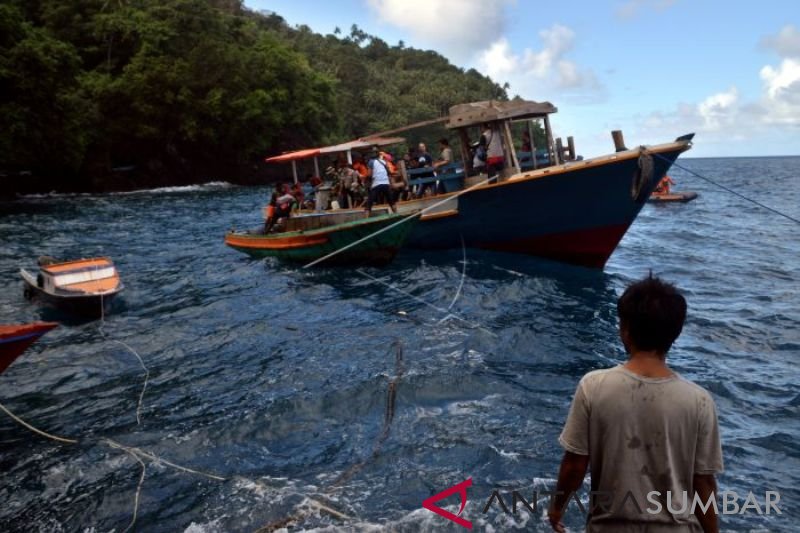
[21,257,123,317]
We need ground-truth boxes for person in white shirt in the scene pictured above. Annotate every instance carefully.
[364,148,398,217]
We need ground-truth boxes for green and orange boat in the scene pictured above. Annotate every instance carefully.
[225,212,416,266]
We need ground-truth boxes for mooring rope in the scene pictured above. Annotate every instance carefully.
[0,401,77,444]
[653,153,800,225]
[99,293,150,425]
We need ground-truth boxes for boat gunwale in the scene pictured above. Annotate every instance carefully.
[40,257,115,274]
[282,139,692,218]
[227,213,414,242]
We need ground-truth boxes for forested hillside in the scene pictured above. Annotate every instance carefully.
[0,0,506,195]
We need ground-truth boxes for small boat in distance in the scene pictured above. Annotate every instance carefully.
[21,257,123,318]
[225,212,416,266]
[0,322,58,375]
[648,191,698,203]
[648,174,698,203]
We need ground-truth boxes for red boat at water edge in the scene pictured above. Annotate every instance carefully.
[0,322,58,375]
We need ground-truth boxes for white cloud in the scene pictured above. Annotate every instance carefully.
[632,25,800,152]
[760,24,800,58]
[697,87,739,130]
[365,0,514,63]
[477,24,604,103]
[760,59,800,125]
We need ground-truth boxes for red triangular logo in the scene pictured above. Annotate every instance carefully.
[422,478,473,529]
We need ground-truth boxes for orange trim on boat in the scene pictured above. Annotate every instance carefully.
[42,257,113,273]
[420,209,459,221]
[225,233,329,250]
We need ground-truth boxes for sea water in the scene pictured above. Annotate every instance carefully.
[0,157,797,532]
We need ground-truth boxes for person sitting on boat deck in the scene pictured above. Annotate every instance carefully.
[521,130,532,152]
[365,148,398,217]
[352,157,369,181]
[417,143,433,168]
[471,135,487,174]
[291,182,305,210]
[404,147,420,169]
[432,138,453,170]
[264,190,295,233]
[482,123,505,174]
[654,175,676,196]
[337,164,360,209]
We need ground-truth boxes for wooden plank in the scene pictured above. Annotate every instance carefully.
[362,117,449,139]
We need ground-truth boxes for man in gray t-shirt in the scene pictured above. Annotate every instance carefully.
[549,276,723,533]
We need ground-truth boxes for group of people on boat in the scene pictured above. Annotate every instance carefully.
[262,123,538,233]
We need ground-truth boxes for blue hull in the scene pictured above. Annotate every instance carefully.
[404,147,684,267]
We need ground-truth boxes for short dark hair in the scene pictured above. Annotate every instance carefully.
[439,138,449,146]
[617,274,687,355]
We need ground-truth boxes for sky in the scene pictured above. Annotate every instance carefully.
[245,0,800,158]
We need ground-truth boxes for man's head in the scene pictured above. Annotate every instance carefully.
[418,142,427,153]
[438,138,449,148]
[617,274,687,357]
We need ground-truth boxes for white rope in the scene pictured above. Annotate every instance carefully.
[99,293,149,425]
[446,234,467,312]
[0,401,78,444]
[103,438,227,481]
[113,340,149,425]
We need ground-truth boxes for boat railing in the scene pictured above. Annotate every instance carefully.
[406,164,465,195]
[517,150,551,171]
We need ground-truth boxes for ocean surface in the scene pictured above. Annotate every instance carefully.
[0,157,797,532]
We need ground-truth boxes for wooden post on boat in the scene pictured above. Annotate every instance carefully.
[528,120,538,169]
[458,129,471,172]
[346,150,353,165]
[544,115,559,165]
[313,157,320,178]
[567,136,576,161]
[399,159,409,190]
[612,130,627,152]
[291,160,299,184]
[556,138,565,163]
[503,121,520,175]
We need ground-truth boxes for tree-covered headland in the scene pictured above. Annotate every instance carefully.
[0,0,507,195]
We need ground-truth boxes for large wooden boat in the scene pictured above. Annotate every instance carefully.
[21,257,123,317]
[264,100,694,268]
[0,322,58,375]
[225,212,416,266]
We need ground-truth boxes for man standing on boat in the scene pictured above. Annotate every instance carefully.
[480,123,504,175]
[365,148,397,217]
[549,275,723,533]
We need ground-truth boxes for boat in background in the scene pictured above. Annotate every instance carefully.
[21,257,123,318]
[649,191,698,203]
[0,322,58,375]
[262,99,694,269]
[225,212,416,266]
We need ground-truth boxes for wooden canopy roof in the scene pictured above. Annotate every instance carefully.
[445,99,558,129]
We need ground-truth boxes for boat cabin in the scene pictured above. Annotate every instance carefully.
[35,257,120,295]
[262,99,570,209]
